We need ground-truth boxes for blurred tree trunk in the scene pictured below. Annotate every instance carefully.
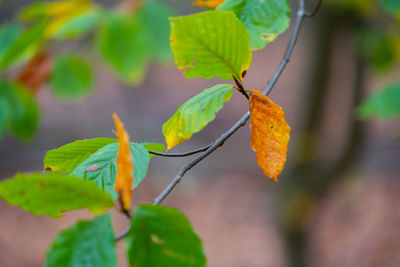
[278,9,366,267]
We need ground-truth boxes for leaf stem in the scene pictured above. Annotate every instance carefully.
[233,75,249,99]
[116,0,308,242]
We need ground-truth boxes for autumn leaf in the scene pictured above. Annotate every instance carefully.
[46,0,94,38]
[17,51,52,93]
[19,0,95,39]
[112,113,133,211]
[249,90,290,182]
[193,0,224,8]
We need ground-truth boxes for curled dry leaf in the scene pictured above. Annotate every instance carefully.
[112,113,133,211]
[17,51,52,93]
[249,90,290,182]
[193,0,225,8]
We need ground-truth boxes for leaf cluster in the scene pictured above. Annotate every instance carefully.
[0,0,309,266]
[0,0,173,140]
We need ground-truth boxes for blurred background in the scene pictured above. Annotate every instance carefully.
[0,0,399,266]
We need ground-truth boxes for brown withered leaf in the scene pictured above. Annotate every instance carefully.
[192,0,224,8]
[249,90,290,182]
[17,51,52,93]
[112,113,133,211]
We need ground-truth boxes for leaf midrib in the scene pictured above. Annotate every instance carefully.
[183,28,241,80]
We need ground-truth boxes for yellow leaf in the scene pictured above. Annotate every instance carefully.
[112,113,133,211]
[45,0,94,38]
[47,0,92,17]
[249,90,290,182]
[193,0,224,8]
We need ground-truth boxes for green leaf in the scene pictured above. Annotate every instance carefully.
[163,84,233,149]
[50,53,93,100]
[358,27,397,71]
[218,0,290,49]
[53,7,102,40]
[96,11,149,85]
[71,142,150,199]
[141,142,166,158]
[379,0,400,18]
[0,22,23,65]
[138,0,174,63]
[218,0,290,50]
[44,137,117,173]
[169,10,251,80]
[127,204,206,267]
[18,2,51,20]
[0,19,48,69]
[358,83,400,119]
[0,80,39,140]
[0,172,114,218]
[45,214,117,267]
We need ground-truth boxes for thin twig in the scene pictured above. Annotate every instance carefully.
[148,144,212,157]
[305,0,322,17]
[116,0,307,241]
[115,227,130,242]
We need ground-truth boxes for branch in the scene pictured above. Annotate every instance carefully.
[153,0,306,205]
[305,0,323,17]
[115,227,130,242]
[116,0,307,241]
[148,144,212,157]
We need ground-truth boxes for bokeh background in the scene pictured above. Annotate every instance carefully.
[1,0,400,266]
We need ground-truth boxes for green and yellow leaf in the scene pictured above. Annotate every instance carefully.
[170,10,251,80]
[0,172,114,218]
[44,137,117,173]
[163,84,233,149]
[19,0,96,39]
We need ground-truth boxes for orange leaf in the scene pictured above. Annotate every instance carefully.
[249,90,290,182]
[192,0,224,8]
[112,113,133,211]
[17,51,52,93]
